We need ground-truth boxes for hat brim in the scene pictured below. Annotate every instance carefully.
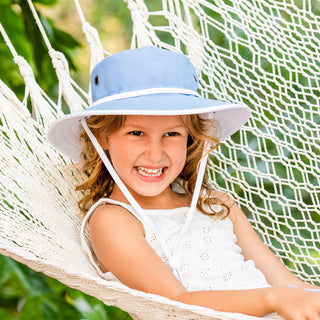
[48,93,251,161]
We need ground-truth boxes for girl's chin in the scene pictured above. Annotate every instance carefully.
[127,181,172,199]
[130,185,169,198]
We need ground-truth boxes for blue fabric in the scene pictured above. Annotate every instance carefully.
[91,46,198,102]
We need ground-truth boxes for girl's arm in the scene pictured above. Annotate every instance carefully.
[90,204,320,319]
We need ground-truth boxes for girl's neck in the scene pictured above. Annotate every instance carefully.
[109,185,191,210]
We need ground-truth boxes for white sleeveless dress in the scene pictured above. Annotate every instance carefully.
[81,198,269,291]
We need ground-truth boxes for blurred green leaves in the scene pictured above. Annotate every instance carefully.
[0,255,132,320]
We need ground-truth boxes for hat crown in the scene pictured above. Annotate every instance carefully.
[91,46,199,102]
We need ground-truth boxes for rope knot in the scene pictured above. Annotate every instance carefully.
[49,49,69,73]
[82,22,104,64]
[82,22,99,44]
[14,56,35,81]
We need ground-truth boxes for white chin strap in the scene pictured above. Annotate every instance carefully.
[81,118,208,283]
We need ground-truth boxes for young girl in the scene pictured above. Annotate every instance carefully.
[48,46,320,319]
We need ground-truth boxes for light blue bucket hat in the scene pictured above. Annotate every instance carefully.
[48,46,251,161]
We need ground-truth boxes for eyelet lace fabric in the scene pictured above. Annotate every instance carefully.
[83,198,269,291]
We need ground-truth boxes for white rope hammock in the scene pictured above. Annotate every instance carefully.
[1,0,319,319]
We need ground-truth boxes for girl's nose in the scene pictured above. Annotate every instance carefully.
[145,138,165,162]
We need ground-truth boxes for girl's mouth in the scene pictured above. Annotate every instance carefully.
[136,167,164,177]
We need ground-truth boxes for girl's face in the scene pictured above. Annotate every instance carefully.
[106,115,189,202]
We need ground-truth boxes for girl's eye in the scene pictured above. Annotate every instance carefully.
[165,131,180,137]
[129,131,143,136]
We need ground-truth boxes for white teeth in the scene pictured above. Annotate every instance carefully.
[137,167,163,177]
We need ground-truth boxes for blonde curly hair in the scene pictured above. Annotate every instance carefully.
[76,114,229,218]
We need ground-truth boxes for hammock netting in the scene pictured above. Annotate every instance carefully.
[0,0,319,319]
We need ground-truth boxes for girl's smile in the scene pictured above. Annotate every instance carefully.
[135,166,166,180]
[106,115,189,205]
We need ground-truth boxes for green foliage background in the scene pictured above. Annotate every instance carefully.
[0,255,132,319]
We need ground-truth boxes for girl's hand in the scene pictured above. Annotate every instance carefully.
[269,286,320,320]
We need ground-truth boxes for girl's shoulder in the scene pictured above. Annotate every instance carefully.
[89,199,145,237]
